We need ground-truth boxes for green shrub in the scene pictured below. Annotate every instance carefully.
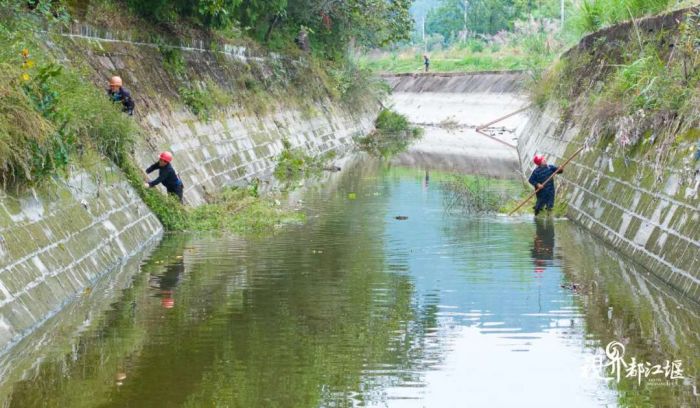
[357,109,423,158]
[179,80,232,120]
[273,139,334,185]
[0,51,136,185]
[467,39,486,53]
[442,176,515,214]
[159,43,186,77]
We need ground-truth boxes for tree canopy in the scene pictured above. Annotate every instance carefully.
[424,0,562,40]
[125,0,413,56]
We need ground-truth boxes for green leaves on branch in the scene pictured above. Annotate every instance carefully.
[357,109,423,158]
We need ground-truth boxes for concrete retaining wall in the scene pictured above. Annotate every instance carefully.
[517,8,700,299]
[139,104,371,206]
[0,29,372,353]
[51,29,374,205]
[518,104,700,299]
[0,162,162,354]
[383,71,526,93]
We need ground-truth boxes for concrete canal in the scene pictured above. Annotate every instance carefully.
[1,162,697,407]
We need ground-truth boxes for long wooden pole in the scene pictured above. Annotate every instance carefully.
[508,145,585,216]
[476,105,532,131]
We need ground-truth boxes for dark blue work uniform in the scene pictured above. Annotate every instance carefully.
[146,162,184,202]
[528,164,561,215]
[107,87,135,115]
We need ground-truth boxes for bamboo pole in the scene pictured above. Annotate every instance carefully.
[476,105,532,131]
[475,128,517,149]
[508,145,585,216]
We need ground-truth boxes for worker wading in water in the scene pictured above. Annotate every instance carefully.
[145,152,184,203]
[107,76,135,115]
[528,155,563,216]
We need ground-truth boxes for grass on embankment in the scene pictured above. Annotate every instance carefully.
[358,50,528,74]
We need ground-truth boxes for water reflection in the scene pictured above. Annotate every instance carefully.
[531,217,555,274]
[149,257,185,309]
[0,163,697,407]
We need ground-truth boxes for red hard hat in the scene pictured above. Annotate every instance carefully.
[533,155,544,165]
[161,297,174,309]
[159,151,173,163]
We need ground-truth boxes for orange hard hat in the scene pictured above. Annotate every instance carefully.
[159,151,173,163]
[109,76,123,87]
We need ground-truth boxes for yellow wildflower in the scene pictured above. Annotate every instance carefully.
[21,48,29,58]
[21,73,30,81]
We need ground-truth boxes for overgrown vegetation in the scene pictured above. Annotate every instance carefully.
[570,0,674,35]
[357,109,423,158]
[273,139,336,186]
[533,9,700,159]
[189,186,305,233]
[179,79,233,121]
[0,1,311,234]
[0,10,136,185]
[442,175,531,214]
[122,0,413,60]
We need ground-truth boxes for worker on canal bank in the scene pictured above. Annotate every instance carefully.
[423,54,430,72]
[144,151,184,203]
[107,75,135,115]
[528,155,562,216]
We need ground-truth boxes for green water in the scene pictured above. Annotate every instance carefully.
[1,163,698,407]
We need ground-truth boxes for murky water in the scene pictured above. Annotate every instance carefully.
[1,162,698,407]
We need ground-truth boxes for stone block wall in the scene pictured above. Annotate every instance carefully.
[51,28,375,205]
[518,105,700,298]
[140,104,372,205]
[0,163,162,353]
[0,27,373,354]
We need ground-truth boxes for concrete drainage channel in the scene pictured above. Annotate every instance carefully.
[383,71,699,298]
[383,72,528,179]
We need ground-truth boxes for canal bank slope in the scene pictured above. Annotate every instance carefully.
[0,25,375,353]
[517,8,700,298]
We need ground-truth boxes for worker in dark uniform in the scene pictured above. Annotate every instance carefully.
[145,151,184,203]
[107,75,135,115]
[528,155,562,216]
[423,54,430,72]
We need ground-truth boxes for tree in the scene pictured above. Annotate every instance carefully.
[286,0,413,56]
[424,0,562,42]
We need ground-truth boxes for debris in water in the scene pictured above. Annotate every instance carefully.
[395,216,408,220]
[561,283,585,292]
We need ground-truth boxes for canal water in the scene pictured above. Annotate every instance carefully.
[0,162,698,407]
